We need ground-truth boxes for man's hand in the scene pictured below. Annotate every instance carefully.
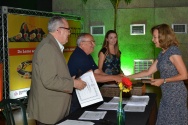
[119,73,126,77]
[113,75,124,83]
[73,77,87,90]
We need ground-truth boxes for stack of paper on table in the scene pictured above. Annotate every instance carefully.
[97,102,119,110]
[126,95,149,105]
[107,97,129,104]
[123,105,146,112]
[124,95,149,112]
[97,95,149,112]
[57,120,94,125]
[79,111,107,120]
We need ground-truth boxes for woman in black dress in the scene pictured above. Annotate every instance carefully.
[98,30,122,75]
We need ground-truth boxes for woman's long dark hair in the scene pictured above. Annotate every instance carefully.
[99,30,120,57]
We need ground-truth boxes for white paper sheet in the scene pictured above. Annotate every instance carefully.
[97,102,119,110]
[126,95,149,106]
[56,119,94,125]
[76,71,103,107]
[108,97,129,104]
[79,111,107,120]
[124,105,146,112]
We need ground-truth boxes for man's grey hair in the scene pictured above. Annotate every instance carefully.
[77,33,91,46]
[48,16,65,32]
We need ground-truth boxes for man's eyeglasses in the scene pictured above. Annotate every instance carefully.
[59,27,71,31]
[83,40,95,43]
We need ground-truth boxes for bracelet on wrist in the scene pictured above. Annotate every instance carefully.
[163,78,166,83]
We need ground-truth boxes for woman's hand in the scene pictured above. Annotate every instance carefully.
[150,79,164,86]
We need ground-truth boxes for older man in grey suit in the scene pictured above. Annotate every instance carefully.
[27,16,86,125]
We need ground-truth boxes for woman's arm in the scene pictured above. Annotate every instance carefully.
[127,60,158,79]
[94,69,123,83]
[150,55,188,87]
[98,52,105,71]
[166,55,188,82]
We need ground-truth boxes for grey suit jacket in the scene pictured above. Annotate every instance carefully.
[27,34,74,124]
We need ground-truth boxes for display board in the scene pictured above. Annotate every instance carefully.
[0,6,82,99]
[0,63,3,101]
[8,14,49,99]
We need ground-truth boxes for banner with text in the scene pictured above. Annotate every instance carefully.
[7,14,81,99]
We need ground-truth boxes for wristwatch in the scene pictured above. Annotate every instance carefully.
[163,78,166,83]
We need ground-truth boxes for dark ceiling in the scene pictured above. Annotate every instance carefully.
[0,0,52,12]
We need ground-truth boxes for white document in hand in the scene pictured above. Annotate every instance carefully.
[76,71,103,107]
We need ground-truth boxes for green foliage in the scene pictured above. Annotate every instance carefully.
[81,0,132,6]
[81,0,132,30]
[110,0,121,9]
[124,0,132,4]
[110,0,132,7]
[81,0,88,4]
